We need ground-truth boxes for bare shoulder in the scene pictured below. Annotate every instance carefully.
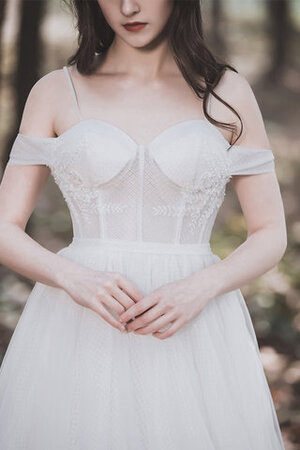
[211,70,253,120]
[217,69,251,94]
[18,68,67,138]
[212,69,271,147]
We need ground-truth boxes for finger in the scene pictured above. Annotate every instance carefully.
[152,318,184,339]
[110,285,139,312]
[101,293,127,315]
[116,274,144,303]
[119,295,158,324]
[126,304,166,332]
[134,311,178,335]
[89,299,126,332]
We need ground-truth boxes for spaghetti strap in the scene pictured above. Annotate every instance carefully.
[63,65,83,121]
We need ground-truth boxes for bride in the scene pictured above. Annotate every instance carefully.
[0,1,287,448]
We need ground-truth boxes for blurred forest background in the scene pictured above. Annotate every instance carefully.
[0,0,299,447]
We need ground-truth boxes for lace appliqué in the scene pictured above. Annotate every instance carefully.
[98,202,129,214]
[49,136,99,221]
[182,173,229,233]
[152,151,232,234]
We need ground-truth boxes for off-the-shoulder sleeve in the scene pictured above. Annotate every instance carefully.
[228,145,275,176]
[7,133,55,167]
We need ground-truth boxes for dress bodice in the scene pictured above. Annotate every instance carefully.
[7,66,276,245]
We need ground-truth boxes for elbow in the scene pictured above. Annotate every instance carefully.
[248,223,288,267]
[279,233,288,259]
[0,219,26,234]
[276,241,287,264]
[271,231,288,266]
[278,221,288,258]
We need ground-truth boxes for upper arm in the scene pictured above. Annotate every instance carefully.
[214,71,286,237]
[211,69,271,149]
[0,69,60,229]
[0,165,50,229]
[18,68,60,137]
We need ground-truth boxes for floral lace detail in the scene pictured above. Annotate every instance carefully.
[152,150,232,234]
[98,202,129,214]
[49,136,100,222]
[184,169,231,233]
[152,205,185,217]
[182,182,226,233]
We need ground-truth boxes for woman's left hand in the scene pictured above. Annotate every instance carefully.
[118,273,216,339]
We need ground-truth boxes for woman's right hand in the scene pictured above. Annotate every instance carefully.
[61,267,144,332]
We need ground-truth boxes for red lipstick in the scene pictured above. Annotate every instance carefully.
[123,22,147,32]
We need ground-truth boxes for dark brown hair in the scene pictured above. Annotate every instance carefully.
[63,0,243,149]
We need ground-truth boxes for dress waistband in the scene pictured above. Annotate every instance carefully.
[69,237,213,256]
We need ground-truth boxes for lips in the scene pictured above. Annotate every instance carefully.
[123,22,147,32]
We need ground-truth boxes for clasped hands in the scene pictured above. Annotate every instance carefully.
[118,273,215,340]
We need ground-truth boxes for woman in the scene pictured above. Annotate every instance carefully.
[0,0,287,448]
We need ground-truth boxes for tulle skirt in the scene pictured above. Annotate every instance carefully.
[0,237,285,449]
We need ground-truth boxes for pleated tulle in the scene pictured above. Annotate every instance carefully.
[0,240,284,450]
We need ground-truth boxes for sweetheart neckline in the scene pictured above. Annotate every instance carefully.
[17,117,231,148]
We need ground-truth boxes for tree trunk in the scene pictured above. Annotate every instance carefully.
[265,0,291,83]
[210,0,227,59]
[2,0,46,167]
[0,0,7,72]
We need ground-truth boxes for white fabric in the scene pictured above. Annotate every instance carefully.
[7,117,276,243]
[0,66,284,449]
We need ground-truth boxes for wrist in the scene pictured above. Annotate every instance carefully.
[53,255,89,290]
[189,261,225,301]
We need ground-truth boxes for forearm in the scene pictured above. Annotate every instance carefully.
[192,225,287,300]
[0,221,86,289]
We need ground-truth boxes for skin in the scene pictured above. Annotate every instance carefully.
[0,0,287,339]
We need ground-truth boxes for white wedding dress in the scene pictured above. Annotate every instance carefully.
[0,66,285,449]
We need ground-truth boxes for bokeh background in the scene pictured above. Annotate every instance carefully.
[0,0,299,447]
